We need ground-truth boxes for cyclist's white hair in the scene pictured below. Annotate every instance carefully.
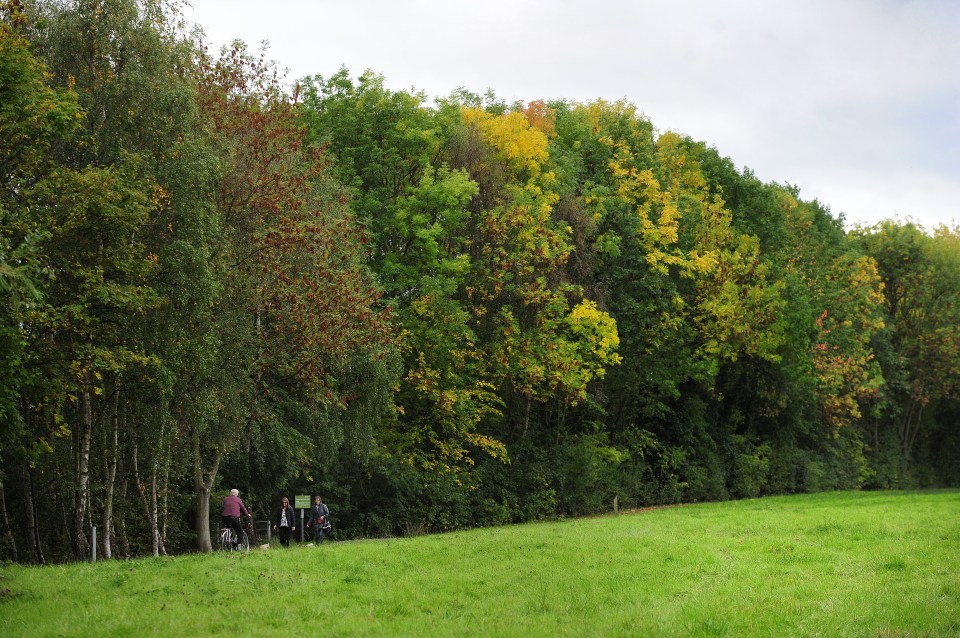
[230,489,239,497]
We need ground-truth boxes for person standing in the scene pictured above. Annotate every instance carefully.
[273,496,296,547]
[306,495,330,544]
[222,489,250,548]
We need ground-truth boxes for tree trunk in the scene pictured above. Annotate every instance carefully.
[58,486,70,555]
[193,428,223,553]
[899,398,917,458]
[899,397,926,459]
[161,461,170,549]
[22,463,43,564]
[150,464,166,556]
[0,478,18,562]
[117,450,130,559]
[905,401,925,459]
[195,478,212,553]
[133,444,163,556]
[522,394,531,439]
[72,388,93,559]
[102,389,120,560]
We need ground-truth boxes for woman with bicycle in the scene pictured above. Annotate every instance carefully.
[221,489,250,550]
[306,495,330,544]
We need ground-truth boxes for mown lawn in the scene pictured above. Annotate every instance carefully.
[1,490,958,637]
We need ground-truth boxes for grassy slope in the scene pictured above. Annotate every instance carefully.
[1,490,958,637]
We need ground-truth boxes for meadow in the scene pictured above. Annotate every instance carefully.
[1,490,958,637]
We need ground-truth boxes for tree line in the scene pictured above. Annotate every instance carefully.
[1,0,958,563]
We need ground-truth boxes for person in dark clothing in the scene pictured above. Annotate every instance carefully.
[273,496,296,547]
[222,489,250,548]
[306,495,330,544]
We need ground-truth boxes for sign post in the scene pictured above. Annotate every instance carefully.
[295,495,310,542]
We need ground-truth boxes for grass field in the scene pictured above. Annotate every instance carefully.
[1,490,958,637]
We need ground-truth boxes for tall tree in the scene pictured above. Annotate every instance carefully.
[0,10,84,562]
[192,44,392,550]
[856,222,960,461]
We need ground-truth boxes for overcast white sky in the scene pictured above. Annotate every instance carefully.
[182,0,960,230]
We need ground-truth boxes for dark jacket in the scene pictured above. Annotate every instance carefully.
[308,503,330,527]
[274,505,296,529]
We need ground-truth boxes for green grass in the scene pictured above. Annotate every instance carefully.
[2,491,959,637]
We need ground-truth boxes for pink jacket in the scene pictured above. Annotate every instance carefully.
[222,495,249,518]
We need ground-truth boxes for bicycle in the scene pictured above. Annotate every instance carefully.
[219,520,250,552]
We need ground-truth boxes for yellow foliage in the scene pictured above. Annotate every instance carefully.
[462,107,549,179]
[581,99,640,135]
[566,299,622,366]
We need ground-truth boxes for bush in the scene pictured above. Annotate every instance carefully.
[803,460,828,492]
[730,443,771,498]
[555,433,629,516]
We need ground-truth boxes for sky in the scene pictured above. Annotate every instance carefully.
[181,0,960,230]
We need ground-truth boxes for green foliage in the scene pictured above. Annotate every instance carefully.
[0,18,80,454]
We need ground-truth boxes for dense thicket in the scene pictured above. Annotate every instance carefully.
[1,1,958,562]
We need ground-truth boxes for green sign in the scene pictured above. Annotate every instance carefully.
[294,495,311,509]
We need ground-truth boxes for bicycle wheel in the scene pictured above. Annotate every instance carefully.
[237,529,250,552]
[220,528,233,551]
